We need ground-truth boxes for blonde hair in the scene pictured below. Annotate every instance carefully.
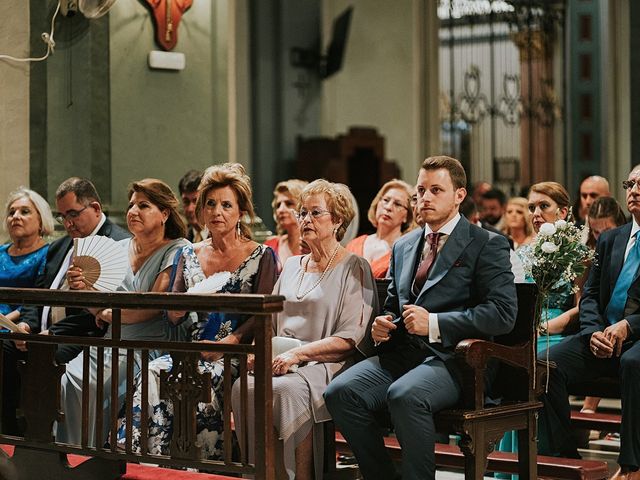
[271,179,308,234]
[196,163,255,239]
[4,187,55,236]
[299,179,355,241]
[502,197,534,238]
[367,179,414,231]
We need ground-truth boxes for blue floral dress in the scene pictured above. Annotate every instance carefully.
[115,244,277,457]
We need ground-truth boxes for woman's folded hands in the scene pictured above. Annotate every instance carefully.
[272,349,301,376]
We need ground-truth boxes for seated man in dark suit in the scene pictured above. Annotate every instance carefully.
[539,166,640,480]
[2,177,129,434]
[324,156,517,480]
[178,169,206,242]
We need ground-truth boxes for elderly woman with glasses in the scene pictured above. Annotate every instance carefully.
[232,179,377,480]
[346,180,414,278]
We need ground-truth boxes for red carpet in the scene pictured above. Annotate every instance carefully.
[1,445,237,479]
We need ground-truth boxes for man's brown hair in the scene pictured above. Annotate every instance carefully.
[421,156,467,190]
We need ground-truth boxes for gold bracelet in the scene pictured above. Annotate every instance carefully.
[538,323,548,336]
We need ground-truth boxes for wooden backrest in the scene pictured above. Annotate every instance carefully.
[374,279,537,347]
[493,283,538,402]
[495,282,537,346]
[373,279,538,405]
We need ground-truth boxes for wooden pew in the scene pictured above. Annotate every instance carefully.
[569,379,622,434]
[334,433,609,480]
[570,410,621,434]
[0,287,284,480]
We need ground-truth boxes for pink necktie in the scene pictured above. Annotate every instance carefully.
[412,232,442,295]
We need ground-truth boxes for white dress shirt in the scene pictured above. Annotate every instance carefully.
[40,214,107,331]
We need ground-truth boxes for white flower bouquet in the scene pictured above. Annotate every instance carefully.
[518,219,595,391]
[519,219,594,302]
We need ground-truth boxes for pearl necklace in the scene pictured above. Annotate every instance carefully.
[295,244,341,300]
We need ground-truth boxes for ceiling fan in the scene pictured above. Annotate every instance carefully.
[60,0,118,19]
[1,0,117,63]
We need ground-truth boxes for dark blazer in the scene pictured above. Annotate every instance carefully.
[579,222,640,337]
[20,217,130,334]
[480,221,514,249]
[379,215,517,374]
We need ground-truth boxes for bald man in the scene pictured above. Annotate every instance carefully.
[577,176,610,224]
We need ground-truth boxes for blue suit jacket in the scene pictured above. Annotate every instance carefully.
[579,222,640,337]
[378,215,517,374]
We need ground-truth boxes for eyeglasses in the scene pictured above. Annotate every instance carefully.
[295,208,331,222]
[622,180,640,191]
[380,196,409,211]
[55,206,88,224]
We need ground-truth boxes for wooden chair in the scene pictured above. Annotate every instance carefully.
[326,281,542,480]
[432,281,541,479]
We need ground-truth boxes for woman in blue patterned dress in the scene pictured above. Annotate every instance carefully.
[0,188,54,322]
[115,163,277,457]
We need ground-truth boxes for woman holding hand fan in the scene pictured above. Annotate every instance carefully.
[115,163,278,458]
[57,179,188,446]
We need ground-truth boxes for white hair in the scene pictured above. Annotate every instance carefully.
[4,187,55,236]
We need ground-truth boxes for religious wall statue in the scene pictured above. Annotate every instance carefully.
[145,0,193,51]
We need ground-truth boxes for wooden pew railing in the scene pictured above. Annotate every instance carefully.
[0,287,284,480]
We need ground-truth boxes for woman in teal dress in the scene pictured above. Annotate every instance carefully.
[497,182,576,477]
[0,187,54,323]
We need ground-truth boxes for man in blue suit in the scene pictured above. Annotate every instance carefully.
[324,156,517,480]
[539,166,640,480]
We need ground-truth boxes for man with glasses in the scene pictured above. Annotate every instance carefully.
[2,177,129,435]
[538,166,640,480]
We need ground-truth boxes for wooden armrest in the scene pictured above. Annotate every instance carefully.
[455,339,530,370]
[454,339,533,410]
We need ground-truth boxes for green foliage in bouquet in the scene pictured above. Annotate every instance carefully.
[519,219,595,304]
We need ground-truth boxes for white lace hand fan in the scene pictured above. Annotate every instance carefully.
[72,236,129,291]
[187,271,232,294]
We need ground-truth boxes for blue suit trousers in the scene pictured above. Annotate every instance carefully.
[324,355,461,480]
